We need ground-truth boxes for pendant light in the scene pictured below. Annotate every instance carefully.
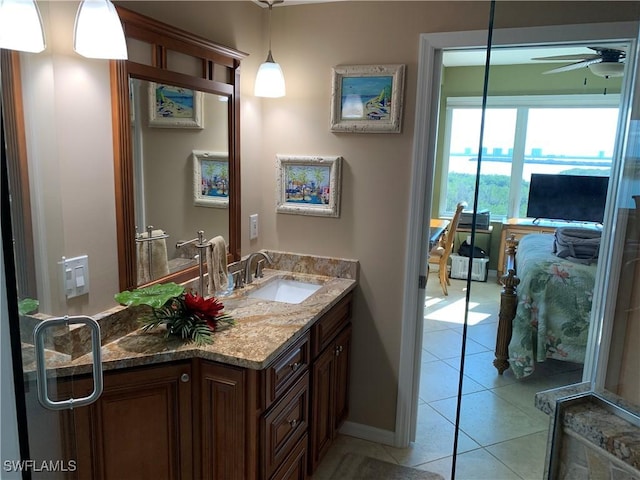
[254,0,285,98]
[0,0,46,53]
[73,0,127,60]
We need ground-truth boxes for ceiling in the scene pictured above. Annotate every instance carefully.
[254,0,347,6]
[254,1,629,69]
[443,43,629,67]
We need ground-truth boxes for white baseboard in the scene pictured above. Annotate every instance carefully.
[338,421,397,447]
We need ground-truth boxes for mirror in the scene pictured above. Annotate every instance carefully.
[129,78,230,285]
[1,5,245,311]
[112,6,245,291]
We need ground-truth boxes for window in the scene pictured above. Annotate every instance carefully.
[440,95,620,219]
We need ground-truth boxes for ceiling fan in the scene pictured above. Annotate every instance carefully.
[533,46,626,78]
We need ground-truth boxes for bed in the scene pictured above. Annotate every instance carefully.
[494,233,598,379]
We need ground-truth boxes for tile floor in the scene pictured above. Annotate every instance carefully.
[312,272,584,480]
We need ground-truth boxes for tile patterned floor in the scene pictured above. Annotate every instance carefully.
[312,273,584,480]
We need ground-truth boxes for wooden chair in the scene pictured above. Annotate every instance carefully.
[428,202,466,295]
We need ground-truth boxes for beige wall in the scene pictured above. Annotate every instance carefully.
[22,1,640,433]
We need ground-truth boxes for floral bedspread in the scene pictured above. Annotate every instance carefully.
[508,234,597,379]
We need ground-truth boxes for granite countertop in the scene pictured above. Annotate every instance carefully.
[23,252,358,378]
[536,384,640,472]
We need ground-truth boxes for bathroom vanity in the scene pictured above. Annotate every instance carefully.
[24,253,358,480]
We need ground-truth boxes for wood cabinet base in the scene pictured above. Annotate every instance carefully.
[65,292,353,480]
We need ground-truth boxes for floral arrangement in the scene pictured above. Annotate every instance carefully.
[115,283,234,345]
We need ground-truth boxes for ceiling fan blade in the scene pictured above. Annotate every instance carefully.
[532,53,599,62]
[542,58,602,74]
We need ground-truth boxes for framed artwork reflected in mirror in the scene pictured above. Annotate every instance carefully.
[193,150,229,208]
[148,82,204,129]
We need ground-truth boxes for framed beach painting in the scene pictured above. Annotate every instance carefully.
[276,155,342,217]
[149,82,204,129]
[330,64,405,133]
[193,151,229,208]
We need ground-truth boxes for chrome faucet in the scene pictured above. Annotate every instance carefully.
[244,251,273,285]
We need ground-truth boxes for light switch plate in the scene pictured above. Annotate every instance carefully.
[62,255,89,299]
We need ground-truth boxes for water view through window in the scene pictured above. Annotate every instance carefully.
[444,104,619,218]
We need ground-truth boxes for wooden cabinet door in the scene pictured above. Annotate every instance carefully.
[332,324,352,430]
[309,323,352,474]
[309,342,334,472]
[198,361,246,480]
[73,362,193,480]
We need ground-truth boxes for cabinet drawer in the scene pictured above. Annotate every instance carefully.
[265,332,310,409]
[311,293,352,358]
[270,434,308,480]
[262,372,309,479]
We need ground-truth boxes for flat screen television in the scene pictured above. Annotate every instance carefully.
[526,174,609,223]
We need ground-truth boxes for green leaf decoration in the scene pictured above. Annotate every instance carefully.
[115,283,185,309]
[190,322,214,345]
[18,298,39,316]
[118,283,234,346]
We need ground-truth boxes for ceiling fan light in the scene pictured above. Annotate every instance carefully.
[588,62,624,78]
[0,0,46,53]
[74,0,127,59]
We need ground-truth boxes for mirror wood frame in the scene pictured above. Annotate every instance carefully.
[111,7,246,292]
[1,50,36,301]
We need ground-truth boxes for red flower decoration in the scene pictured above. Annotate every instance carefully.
[129,283,234,345]
[184,292,224,325]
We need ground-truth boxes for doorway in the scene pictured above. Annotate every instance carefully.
[395,20,640,474]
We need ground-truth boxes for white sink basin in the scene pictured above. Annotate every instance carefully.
[247,278,322,304]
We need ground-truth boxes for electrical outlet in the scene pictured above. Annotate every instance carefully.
[249,214,259,240]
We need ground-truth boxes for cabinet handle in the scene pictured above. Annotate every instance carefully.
[289,362,301,372]
[289,419,298,428]
[180,373,190,383]
[335,345,344,356]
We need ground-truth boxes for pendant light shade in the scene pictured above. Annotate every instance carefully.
[0,0,45,53]
[255,0,285,98]
[255,51,286,98]
[73,0,127,60]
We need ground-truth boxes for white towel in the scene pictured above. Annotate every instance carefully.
[136,230,170,284]
[206,236,228,295]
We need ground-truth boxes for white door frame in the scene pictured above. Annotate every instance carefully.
[396,21,640,449]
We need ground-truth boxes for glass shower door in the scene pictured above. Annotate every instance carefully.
[449,3,640,479]
[2,38,105,477]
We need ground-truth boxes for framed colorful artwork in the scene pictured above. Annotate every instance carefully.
[276,155,342,217]
[193,151,229,208]
[330,64,405,133]
[149,82,204,128]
